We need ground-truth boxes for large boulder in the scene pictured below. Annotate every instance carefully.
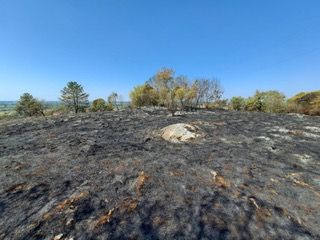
[161,123,202,143]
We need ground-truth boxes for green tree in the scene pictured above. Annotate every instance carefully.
[15,93,45,117]
[130,84,159,108]
[130,68,223,114]
[230,96,246,111]
[173,76,194,110]
[147,68,183,115]
[60,81,89,113]
[263,91,286,113]
[92,98,106,112]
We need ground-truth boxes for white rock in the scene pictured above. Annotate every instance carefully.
[161,123,202,143]
[211,170,217,181]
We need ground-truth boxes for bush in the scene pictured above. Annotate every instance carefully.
[244,90,286,113]
[287,91,320,115]
[15,93,45,117]
[230,97,246,111]
[105,103,114,111]
[92,98,107,112]
[263,91,286,113]
[245,91,265,111]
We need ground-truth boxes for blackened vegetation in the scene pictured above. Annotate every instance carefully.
[0,110,320,239]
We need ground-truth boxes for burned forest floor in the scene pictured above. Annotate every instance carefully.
[0,110,320,240]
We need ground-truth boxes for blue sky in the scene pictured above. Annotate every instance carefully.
[0,0,320,101]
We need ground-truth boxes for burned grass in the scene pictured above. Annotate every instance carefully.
[0,110,320,239]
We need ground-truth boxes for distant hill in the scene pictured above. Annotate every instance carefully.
[0,101,61,116]
[0,101,17,105]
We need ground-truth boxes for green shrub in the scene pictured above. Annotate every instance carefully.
[15,93,45,117]
[263,91,286,113]
[244,90,286,113]
[230,96,246,111]
[92,98,107,112]
[287,91,320,115]
[105,103,114,111]
[245,94,265,111]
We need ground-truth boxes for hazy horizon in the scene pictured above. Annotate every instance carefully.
[1,0,320,101]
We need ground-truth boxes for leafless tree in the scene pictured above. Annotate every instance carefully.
[193,78,223,109]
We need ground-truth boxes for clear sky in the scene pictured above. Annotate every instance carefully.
[0,0,320,101]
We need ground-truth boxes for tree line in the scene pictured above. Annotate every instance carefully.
[229,90,320,115]
[12,68,320,118]
[129,68,223,115]
[15,81,122,117]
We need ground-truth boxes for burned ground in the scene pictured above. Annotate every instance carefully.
[0,110,320,240]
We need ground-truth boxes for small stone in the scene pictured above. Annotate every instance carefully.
[54,233,64,240]
[66,218,74,226]
[211,170,217,181]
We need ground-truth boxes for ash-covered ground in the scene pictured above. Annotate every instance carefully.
[0,110,320,240]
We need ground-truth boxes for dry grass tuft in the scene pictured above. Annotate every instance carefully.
[6,183,28,193]
[118,198,139,214]
[135,171,149,196]
[215,175,231,188]
[96,208,114,226]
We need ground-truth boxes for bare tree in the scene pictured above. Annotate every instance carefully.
[203,79,224,108]
[193,78,223,109]
[108,92,120,110]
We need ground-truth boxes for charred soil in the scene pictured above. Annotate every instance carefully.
[0,110,320,239]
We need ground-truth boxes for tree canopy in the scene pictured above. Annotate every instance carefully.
[60,81,89,113]
[15,93,45,117]
[130,68,224,114]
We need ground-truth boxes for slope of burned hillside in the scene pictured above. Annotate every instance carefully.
[0,110,320,239]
